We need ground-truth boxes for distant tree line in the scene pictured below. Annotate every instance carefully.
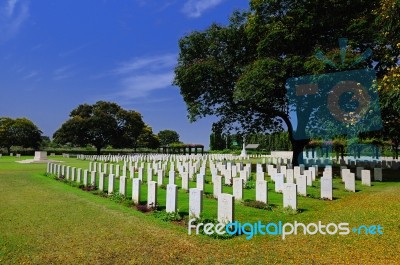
[0,101,182,155]
[210,131,292,151]
[0,117,42,153]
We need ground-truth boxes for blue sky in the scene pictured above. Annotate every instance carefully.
[0,0,249,149]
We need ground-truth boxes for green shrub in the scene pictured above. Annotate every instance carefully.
[153,210,182,222]
[242,199,272,210]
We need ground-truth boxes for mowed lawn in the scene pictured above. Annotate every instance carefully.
[1,156,399,264]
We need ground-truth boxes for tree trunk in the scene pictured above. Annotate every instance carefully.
[291,139,310,166]
[7,146,11,154]
[96,146,101,155]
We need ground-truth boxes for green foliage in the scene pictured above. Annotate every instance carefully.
[53,101,148,154]
[0,117,42,153]
[137,125,160,149]
[243,181,255,190]
[242,199,272,210]
[278,206,301,215]
[108,193,127,204]
[173,0,395,165]
[153,210,182,222]
[158,130,180,146]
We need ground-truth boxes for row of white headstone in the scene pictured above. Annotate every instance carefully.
[46,162,300,223]
[78,152,399,169]
[81,159,382,202]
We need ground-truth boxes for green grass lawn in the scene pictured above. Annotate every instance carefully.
[1,156,399,264]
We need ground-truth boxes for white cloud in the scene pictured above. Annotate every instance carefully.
[118,72,175,98]
[182,0,225,18]
[53,65,76,80]
[22,70,38,80]
[6,0,18,17]
[0,0,30,42]
[59,43,91,57]
[110,54,177,99]
[113,54,177,74]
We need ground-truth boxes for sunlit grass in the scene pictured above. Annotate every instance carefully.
[0,156,399,264]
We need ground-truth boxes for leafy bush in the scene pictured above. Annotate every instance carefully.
[243,181,255,189]
[153,210,182,222]
[242,199,272,210]
[108,192,127,203]
[279,206,301,215]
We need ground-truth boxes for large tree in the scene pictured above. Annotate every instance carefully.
[375,0,400,158]
[0,117,42,153]
[53,101,146,154]
[158,130,180,146]
[138,125,160,149]
[173,0,398,165]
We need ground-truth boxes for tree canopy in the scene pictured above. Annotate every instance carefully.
[137,125,160,149]
[53,101,149,154]
[0,117,42,153]
[158,130,180,146]
[174,0,399,165]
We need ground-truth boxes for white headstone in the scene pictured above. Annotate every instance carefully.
[361,170,371,186]
[341,168,351,182]
[286,169,294,183]
[119,176,127,195]
[157,170,164,186]
[181,172,189,190]
[196,174,205,191]
[108,174,115,194]
[138,167,144,181]
[99,173,105,191]
[232,178,243,200]
[224,170,232,185]
[296,175,307,196]
[147,181,157,208]
[169,171,175,184]
[115,165,120,177]
[189,188,203,218]
[34,151,48,161]
[77,168,82,183]
[166,184,178,213]
[304,170,312,186]
[323,169,332,179]
[320,176,333,200]
[132,178,141,204]
[256,171,265,181]
[218,193,234,224]
[345,173,356,192]
[122,166,127,177]
[66,166,71,180]
[274,173,284,193]
[71,167,76,181]
[293,167,301,180]
[90,171,96,186]
[83,170,89,186]
[256,180,268,204]
[283,183,297,210]
[213,175,223,198]
[280,165,287,176]
[308,167,316,181]
[270,168,278,181]
[147,166,152,182]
